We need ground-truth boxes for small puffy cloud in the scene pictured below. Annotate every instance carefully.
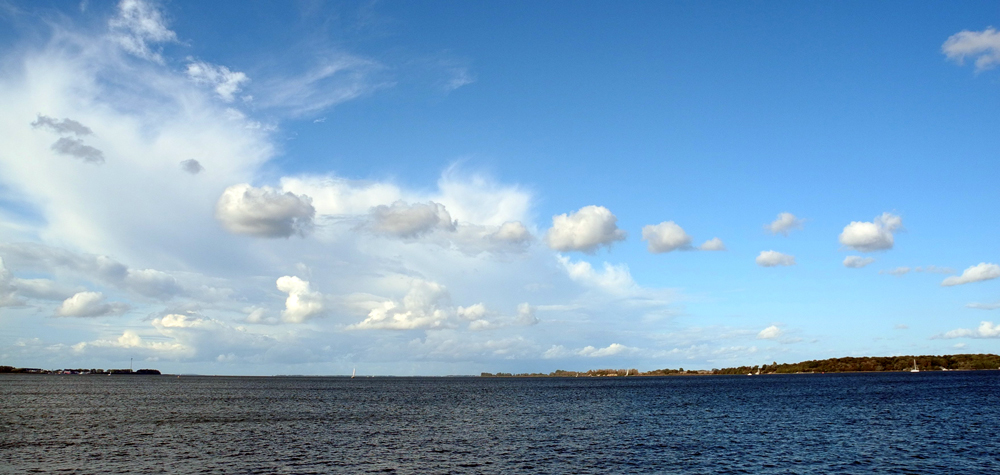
[546,205,626,253]
[642,221,692,253]
[941,263,1000,287]
[186,61,250,102]
[51,137,105,164]
[350,280,453,330]
[366,201,455,238]
[558,256,637,295]
[940,321,1000,339]
[843,256,875,268]
[839,212,902,252]
[180,159,204,174]
[56,291,129,317]
[31,115,93,136]
[880,267,911,277]
[942,27,1000,72]
[967,302,1000,310]
[276,276,324,323]
[699,237,726,251]
[766,212,803,236]
[756,250,795,267]
[757,325,782,340]
[216,184,315,238]
[108,0,178,63]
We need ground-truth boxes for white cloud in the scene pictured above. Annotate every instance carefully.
[280,176,403,216]
[544,342,636,358]
[941,263,1000,287]
[547,205,626,253]
[941,321,1000,339]
[756,325,782,340]
[843,256,875,268]
[350,280,453,330]
[698,237,726,251]
[766,212,803,236]
[943,27,1000,72]
[56,291,129,317]
[186,61,250,102]
[216,184,316,238]
[967,301,1000,310]
[108,0,178,63]
[558,256,637,295]
[880,267,911,276]
[641,221,692,253]
[257,56,386,117]
[839,212,902,252]
[366,201,455,238]
[756,250,795,267]
[276,276,324,323]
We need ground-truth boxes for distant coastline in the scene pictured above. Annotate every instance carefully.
[0,366,161,375]
[481,353,1000,378]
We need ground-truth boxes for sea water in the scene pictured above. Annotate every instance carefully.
[1,371,998,474]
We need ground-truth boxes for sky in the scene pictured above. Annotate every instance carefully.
[0,0,998,375]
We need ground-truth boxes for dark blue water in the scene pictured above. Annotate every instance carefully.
[1,371,998,474]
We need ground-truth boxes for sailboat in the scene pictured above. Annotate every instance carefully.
[351,367,356,379]
[910,359,919,373]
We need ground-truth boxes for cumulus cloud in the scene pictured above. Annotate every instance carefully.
[366,201,455,238]
[941,263,1000,287]
[50,137,105,164]
[491,221,532,244]
[940,321,1000,339]
[276,276,324,323]
[56,291,129,317]
[350,280,453,330]
[180,159,204,174]
[843,256,875,268]
[839,212,902,252]
[757,325,782,340]
[108,0,178,63]
[547,205,626,253]
[31,115,93,136]
[186,61,250,102]
[766,212,803,236]
[942,27,1000,72]
[642,221,692,253]
[216,184,315,238]
[756,250,795,267]
[699,237,726,251]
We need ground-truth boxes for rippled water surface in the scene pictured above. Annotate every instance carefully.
[2,371,998,474]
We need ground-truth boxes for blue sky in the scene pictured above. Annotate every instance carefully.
[0,0,997,375]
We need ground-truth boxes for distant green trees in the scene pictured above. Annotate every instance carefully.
[708,354,1000,374]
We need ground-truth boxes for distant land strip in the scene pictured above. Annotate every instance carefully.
[481,354,1000,377]
[0,366,160,375]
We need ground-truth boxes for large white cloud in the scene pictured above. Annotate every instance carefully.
[766,212,803,236]
[943,27,1000,72]
[350,280,454,330]
[546,205,626,253]
[216,184,316,238]
[366,201,456,238]
[276,276,325,323]
[838,212,902,252]
[756,250,795,267]
[56,291,129,317]
[941,263,1000,287]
